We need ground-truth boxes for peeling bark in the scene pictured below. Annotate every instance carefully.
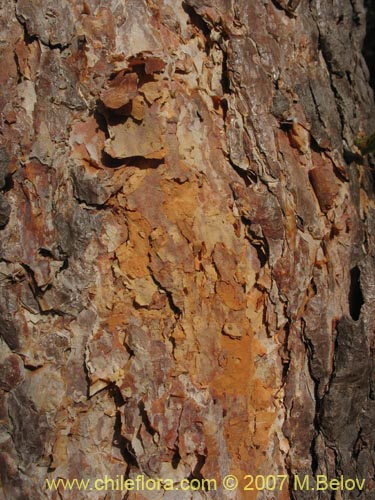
[1,0,375,499]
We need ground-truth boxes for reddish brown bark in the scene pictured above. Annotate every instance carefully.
[1,1,375,499]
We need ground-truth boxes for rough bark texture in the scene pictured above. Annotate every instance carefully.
[1,0,375,499]
[364,0,375,91]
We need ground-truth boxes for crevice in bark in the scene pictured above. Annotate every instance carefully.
[109,383,126,408]
[113,411,139,467]
[169,334,177,361]
[19,263,45,298]
[348,265,364,321]
[74,196,116,211]
[82,353,92,400]
[220,96,229,122]
[301,318,315,359]
[171,447,181,469]
[37,250,69,274]
[22,362,42,371]
[343,147,364,165]
[284,453,294,499]
[38,248,55,259]
[16,16,39,46]
[182,3,211,53]
[228,159,256,186]
[243,222,269,267]
[220,46,232,95]
[100,151,129,169]
[93,108,110,139]
[102,154,163,170]
[124,341,135,359]
[14,52,24,85]
[187,452,207,484]
[38,308,66,318]
[137,400,157,437]
[149,271,182,318]
[281,321,291,383]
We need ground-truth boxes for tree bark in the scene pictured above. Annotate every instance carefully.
[1,0,375,499]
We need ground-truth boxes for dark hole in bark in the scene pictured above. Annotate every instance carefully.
[172,448,181,469]
[282,358,290,382]
[101,150,163,169]
[349,266,364,321]
[60,258,69,271]
[100,150,129,168]
[221,96,228,121]
[221,49,231,94]
[38,248,55,258]
[2,174,14,192]
[364,0,375,94]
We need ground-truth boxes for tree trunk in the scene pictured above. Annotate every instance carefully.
[1,0,375,498]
